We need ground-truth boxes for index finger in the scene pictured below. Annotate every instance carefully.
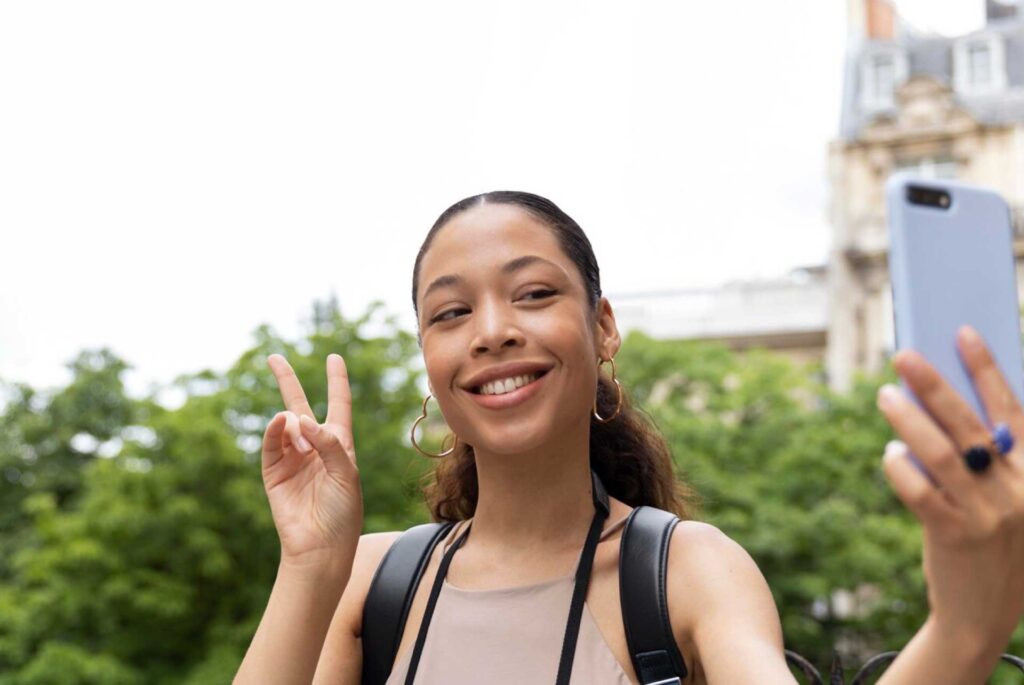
[266,354,316,419]
[325,354,353,431]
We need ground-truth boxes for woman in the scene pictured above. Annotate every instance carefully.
[235,191,1024,684]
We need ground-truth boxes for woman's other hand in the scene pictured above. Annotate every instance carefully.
[877,325,1024,661]
[263,353,363,568]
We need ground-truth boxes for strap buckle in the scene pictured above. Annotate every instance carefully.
[646,679,682,685]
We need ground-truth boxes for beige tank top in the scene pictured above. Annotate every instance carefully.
[384,513,637,685]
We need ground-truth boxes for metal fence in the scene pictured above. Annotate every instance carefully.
[784,649,1024,684]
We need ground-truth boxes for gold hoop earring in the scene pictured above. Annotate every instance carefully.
[593,357,623,424]
[410,393,458,458]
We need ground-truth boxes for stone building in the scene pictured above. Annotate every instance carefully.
[614,0,1024,394]
[827,0,1024,391]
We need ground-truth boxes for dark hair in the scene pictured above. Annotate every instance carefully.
[412,191,699,521]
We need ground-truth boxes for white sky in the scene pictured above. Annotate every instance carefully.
[0,2,985,400]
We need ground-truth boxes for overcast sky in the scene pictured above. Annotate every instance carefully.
[0,1,985,400]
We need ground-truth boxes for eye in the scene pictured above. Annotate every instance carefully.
[428,290,557,326]
[429,307,469,324]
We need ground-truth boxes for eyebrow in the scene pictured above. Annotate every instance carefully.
[422,255,561,301]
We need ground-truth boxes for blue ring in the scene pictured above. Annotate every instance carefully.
[992,423,1014,456]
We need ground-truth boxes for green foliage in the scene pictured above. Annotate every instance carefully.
[0,301,1016,680]
[617,331,1022,677]
[0,298,427,683]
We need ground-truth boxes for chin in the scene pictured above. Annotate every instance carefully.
[464,421,557,454]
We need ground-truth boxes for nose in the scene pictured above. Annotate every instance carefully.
[469,298,525,356]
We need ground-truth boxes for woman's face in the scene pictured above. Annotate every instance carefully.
[416,203,620,456]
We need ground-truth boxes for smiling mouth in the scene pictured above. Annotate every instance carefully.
[470,370,549,396]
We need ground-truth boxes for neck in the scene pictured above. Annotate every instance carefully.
[467,418,597,554]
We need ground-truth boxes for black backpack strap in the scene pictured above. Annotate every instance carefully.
[619,506,688,685]
[360,521,455,685]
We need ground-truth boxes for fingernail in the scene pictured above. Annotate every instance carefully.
[296,435,312,452]
[877,384,901,410]
[884,439,906,455]
[299,415,320,434]
[958,325,981,348]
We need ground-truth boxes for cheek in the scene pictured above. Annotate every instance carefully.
[546,314,597,366]
[422,345,453,392]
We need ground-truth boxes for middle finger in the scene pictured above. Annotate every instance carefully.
[893,350,994,456]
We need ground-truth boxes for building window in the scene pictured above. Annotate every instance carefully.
[968,43,992,87]
[861,48,907,110]
[872,54,895,104]
[954,34,1007,94]
[894,157,958,180]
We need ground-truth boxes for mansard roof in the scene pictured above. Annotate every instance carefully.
[840,17,1024,140]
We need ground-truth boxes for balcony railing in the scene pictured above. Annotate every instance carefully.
[784,650,1024,684]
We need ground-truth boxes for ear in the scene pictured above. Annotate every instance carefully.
[593,297,622,362]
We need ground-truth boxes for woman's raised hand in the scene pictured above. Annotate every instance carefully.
[262,353,362,567]
[877,326,1024,661]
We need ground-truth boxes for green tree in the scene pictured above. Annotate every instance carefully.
[2,303,1020,683]
[0,350,135,580]
[0,299,427,684]
[618,330,1024,680]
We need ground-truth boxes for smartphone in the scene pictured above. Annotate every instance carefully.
[886,174,1024,470]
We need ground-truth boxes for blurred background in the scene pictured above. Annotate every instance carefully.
[2,0,1023,682]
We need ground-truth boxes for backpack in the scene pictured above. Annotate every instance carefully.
[360,505,689,685]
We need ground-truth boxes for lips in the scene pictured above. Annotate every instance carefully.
[460,361,555,394]
[474,370,548,395]
[461,368,550,410]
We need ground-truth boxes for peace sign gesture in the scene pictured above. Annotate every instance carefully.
[262,353,363,567]
[878,326,1024,671]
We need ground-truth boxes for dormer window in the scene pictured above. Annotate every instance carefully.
[861,47,907,110]
[968,43,992,85]
[954,34,1007,94]
[871,54,896,104]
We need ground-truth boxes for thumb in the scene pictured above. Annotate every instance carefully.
[298,414,358,481]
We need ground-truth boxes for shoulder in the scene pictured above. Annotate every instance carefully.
[667,519,762,588]
[335,530,406,636]
[312,530,407,684]
[344,528,407,618]
[666,521,765,630]
[665,521,788,680]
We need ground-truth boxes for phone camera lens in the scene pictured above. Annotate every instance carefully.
[907,185,952,210]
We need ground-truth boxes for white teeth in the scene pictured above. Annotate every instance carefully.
[479,372,540,396]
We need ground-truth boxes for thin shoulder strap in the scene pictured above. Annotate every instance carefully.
[361,521,456,685]
[619,506,689,685]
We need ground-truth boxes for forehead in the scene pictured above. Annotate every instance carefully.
[418,203,574,287]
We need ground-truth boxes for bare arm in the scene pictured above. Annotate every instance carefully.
[683,329,1024,685]
[872,333,1024,684]
[235,552,355,685]
[312,531,403,685]
[235,354,365,684]
[669,522,1000,685]
[668,521,798,684]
